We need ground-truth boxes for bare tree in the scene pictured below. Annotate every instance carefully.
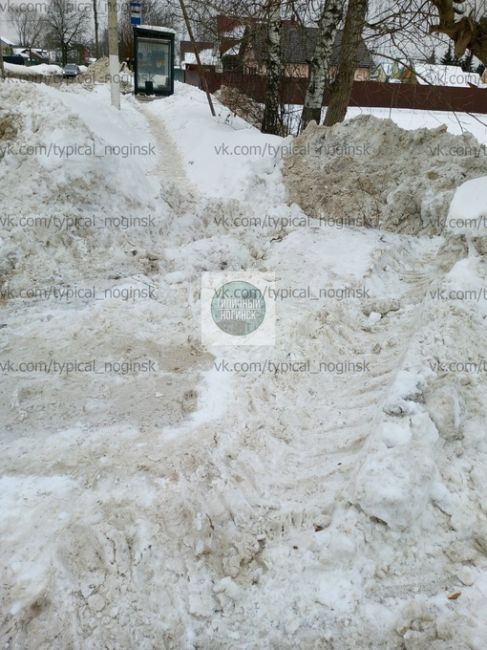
[261,0,283,134]
[301,0,343,130]
[366,0,441,63]
[45,0,90,64]
[9,7,46,55]
[428,0,487,65]
[324,0,368,126]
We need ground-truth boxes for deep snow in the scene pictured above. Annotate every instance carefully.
[0,79,487,649]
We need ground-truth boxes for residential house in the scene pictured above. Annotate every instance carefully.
[373,61,403,83]
[12,47,50,65]
[216,15,374,80]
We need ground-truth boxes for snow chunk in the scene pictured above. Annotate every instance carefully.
[447,176,487,234]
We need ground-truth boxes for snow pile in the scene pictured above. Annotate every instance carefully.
[214,85,264,129]
[78,56,110,83]
[0,82,161,291]
[4,63,63,78]
[78,57,133,91]
[282,115,487,235]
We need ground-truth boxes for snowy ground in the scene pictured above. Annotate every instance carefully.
[1,79,487,649]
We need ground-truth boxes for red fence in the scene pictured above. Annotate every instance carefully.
[184,67,487,114]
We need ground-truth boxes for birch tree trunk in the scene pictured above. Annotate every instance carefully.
[323,0,368,127]
[301,0,343,131]
[261,0,283,135]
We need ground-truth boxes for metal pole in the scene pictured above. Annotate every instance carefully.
[178,0,216,117]
[107,0,120,109]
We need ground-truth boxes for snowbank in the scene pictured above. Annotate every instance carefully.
[0,82,161,290]
[282,115,487,235]
[4,62,63,78]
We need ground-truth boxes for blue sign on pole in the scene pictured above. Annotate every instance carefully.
[130,1,142,25]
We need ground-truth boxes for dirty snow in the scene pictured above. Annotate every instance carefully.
[282,115,487,235]
[1,79,487,650]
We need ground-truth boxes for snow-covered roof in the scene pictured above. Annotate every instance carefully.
[377,62,398,74]
[224,44,241,57]
[415,64,480,87]
[12,47,49,59]
[1,35,15,46]
[182,49,218,68]
[137,25,176,35]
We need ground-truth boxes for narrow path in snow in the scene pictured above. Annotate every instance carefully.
[137,101,197,197]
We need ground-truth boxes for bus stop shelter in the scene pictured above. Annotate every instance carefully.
[133,26,175,96]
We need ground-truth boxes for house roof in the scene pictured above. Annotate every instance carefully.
[271,25,373,67]
[12,47,49,60]
[181,48,219,68]
[224,44,241,57]
[215,17,373,68]
[1,35,15,46]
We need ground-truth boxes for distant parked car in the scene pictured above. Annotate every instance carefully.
[63,63,80,78]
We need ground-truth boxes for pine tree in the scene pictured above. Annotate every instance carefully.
[462,51,474,72]
[442,45,463,67]
[441,46,454,65]
[452,52,463,67]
